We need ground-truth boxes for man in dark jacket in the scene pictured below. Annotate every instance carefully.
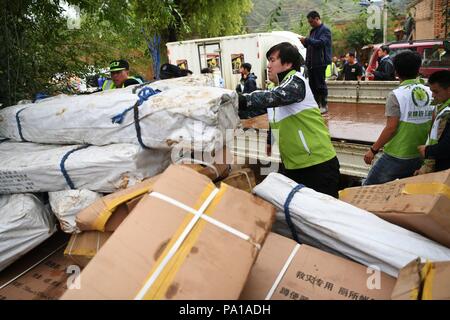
[300,11,332,114]
[372,45,395,81]
[236,63,266,119]
[236,63,258,94]
[416,70,450,174]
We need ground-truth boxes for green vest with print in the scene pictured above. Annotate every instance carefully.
[268,70,336,170]
[384,79,434,159]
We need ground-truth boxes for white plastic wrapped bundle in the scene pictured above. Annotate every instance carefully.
[0,141,171,194]
[149,74,215,90]
[0,85,239,151]
[49,190,102,234]
[253,172,450,277]
[0,194,56,271]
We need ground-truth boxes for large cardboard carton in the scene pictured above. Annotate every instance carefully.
[62,165,275,300]
[240,233,396,300]
[64,231,112,268]
[340,169,450,248]
[391,258,450,300]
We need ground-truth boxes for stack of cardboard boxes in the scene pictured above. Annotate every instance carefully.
[1,167,449,300]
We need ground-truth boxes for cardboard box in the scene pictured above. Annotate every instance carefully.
[75,164,229,232]
[220,168,256,193]
[240,233,396,300]
[64,231,113,268]
[0,247,76,300]
[340,169,450,248]
[182,163,230,182]
[76,175,159,232]
[391,258,450,300]
[62,165,275,300]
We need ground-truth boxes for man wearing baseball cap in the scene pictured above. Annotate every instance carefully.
[102,59,143,90]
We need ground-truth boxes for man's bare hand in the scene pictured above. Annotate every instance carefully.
[364,149,375,165]
[418,145,426,157]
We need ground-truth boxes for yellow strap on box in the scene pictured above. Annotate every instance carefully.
[401,182,450,200]
[420,261,436,300]
[91,185,153,231]
[338,189,349,200]
[138,183,223,300]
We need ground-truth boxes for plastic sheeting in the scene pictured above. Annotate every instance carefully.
[49,190,101,234]
[0,194,56,272]
[0,141,171,194]
[0,84,239,151]
[253,173,450,277]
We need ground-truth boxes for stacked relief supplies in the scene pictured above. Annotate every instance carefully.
[0,75,240,272]
[253,173,450,278]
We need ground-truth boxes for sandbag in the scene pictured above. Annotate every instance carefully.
[0,85,239,151]
[253,172,450,277]
[49,190,102,234]
[0,141,170,194]
[0,194,56,271]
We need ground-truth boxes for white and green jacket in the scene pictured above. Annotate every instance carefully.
[384,79,434,159]
[427,99,450,145]
[242,70,336,169]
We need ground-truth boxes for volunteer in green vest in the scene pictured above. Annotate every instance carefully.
[363,50,434,185]
[238,42,340,198]
[416,70,450,175]
[325,60,338,80]
[102,59,143,90]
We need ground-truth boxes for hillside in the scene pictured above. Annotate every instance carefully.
[245,0,415,32]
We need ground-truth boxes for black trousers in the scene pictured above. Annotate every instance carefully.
[280,156,340,198]
[307,66,328,104]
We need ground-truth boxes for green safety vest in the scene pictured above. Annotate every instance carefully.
[427,98,450,145]
[325,62,337,78]
[102,76,143,90]
[384,79,435,159]
[269,70,336,169]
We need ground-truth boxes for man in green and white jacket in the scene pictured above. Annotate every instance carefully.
[239,42,340,198]
[363,50,435,185]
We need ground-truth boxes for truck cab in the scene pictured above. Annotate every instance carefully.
[364,39,450,80]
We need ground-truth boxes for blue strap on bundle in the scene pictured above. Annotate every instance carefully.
[283,184,305,243]
[60,145,91,189]
[15,107,29,142]
[111,87,161,124]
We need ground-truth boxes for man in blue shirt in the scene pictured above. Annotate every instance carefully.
[300,11,332,114]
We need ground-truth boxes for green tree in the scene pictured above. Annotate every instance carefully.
[0,0,253,107]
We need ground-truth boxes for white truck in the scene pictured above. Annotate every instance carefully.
[166,31,306,91]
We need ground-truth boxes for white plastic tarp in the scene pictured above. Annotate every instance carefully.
[49,190,101,234]
[0,194,56,272]
[253,173,450,277]
[0,84,239,151]
[0,141,171,194]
